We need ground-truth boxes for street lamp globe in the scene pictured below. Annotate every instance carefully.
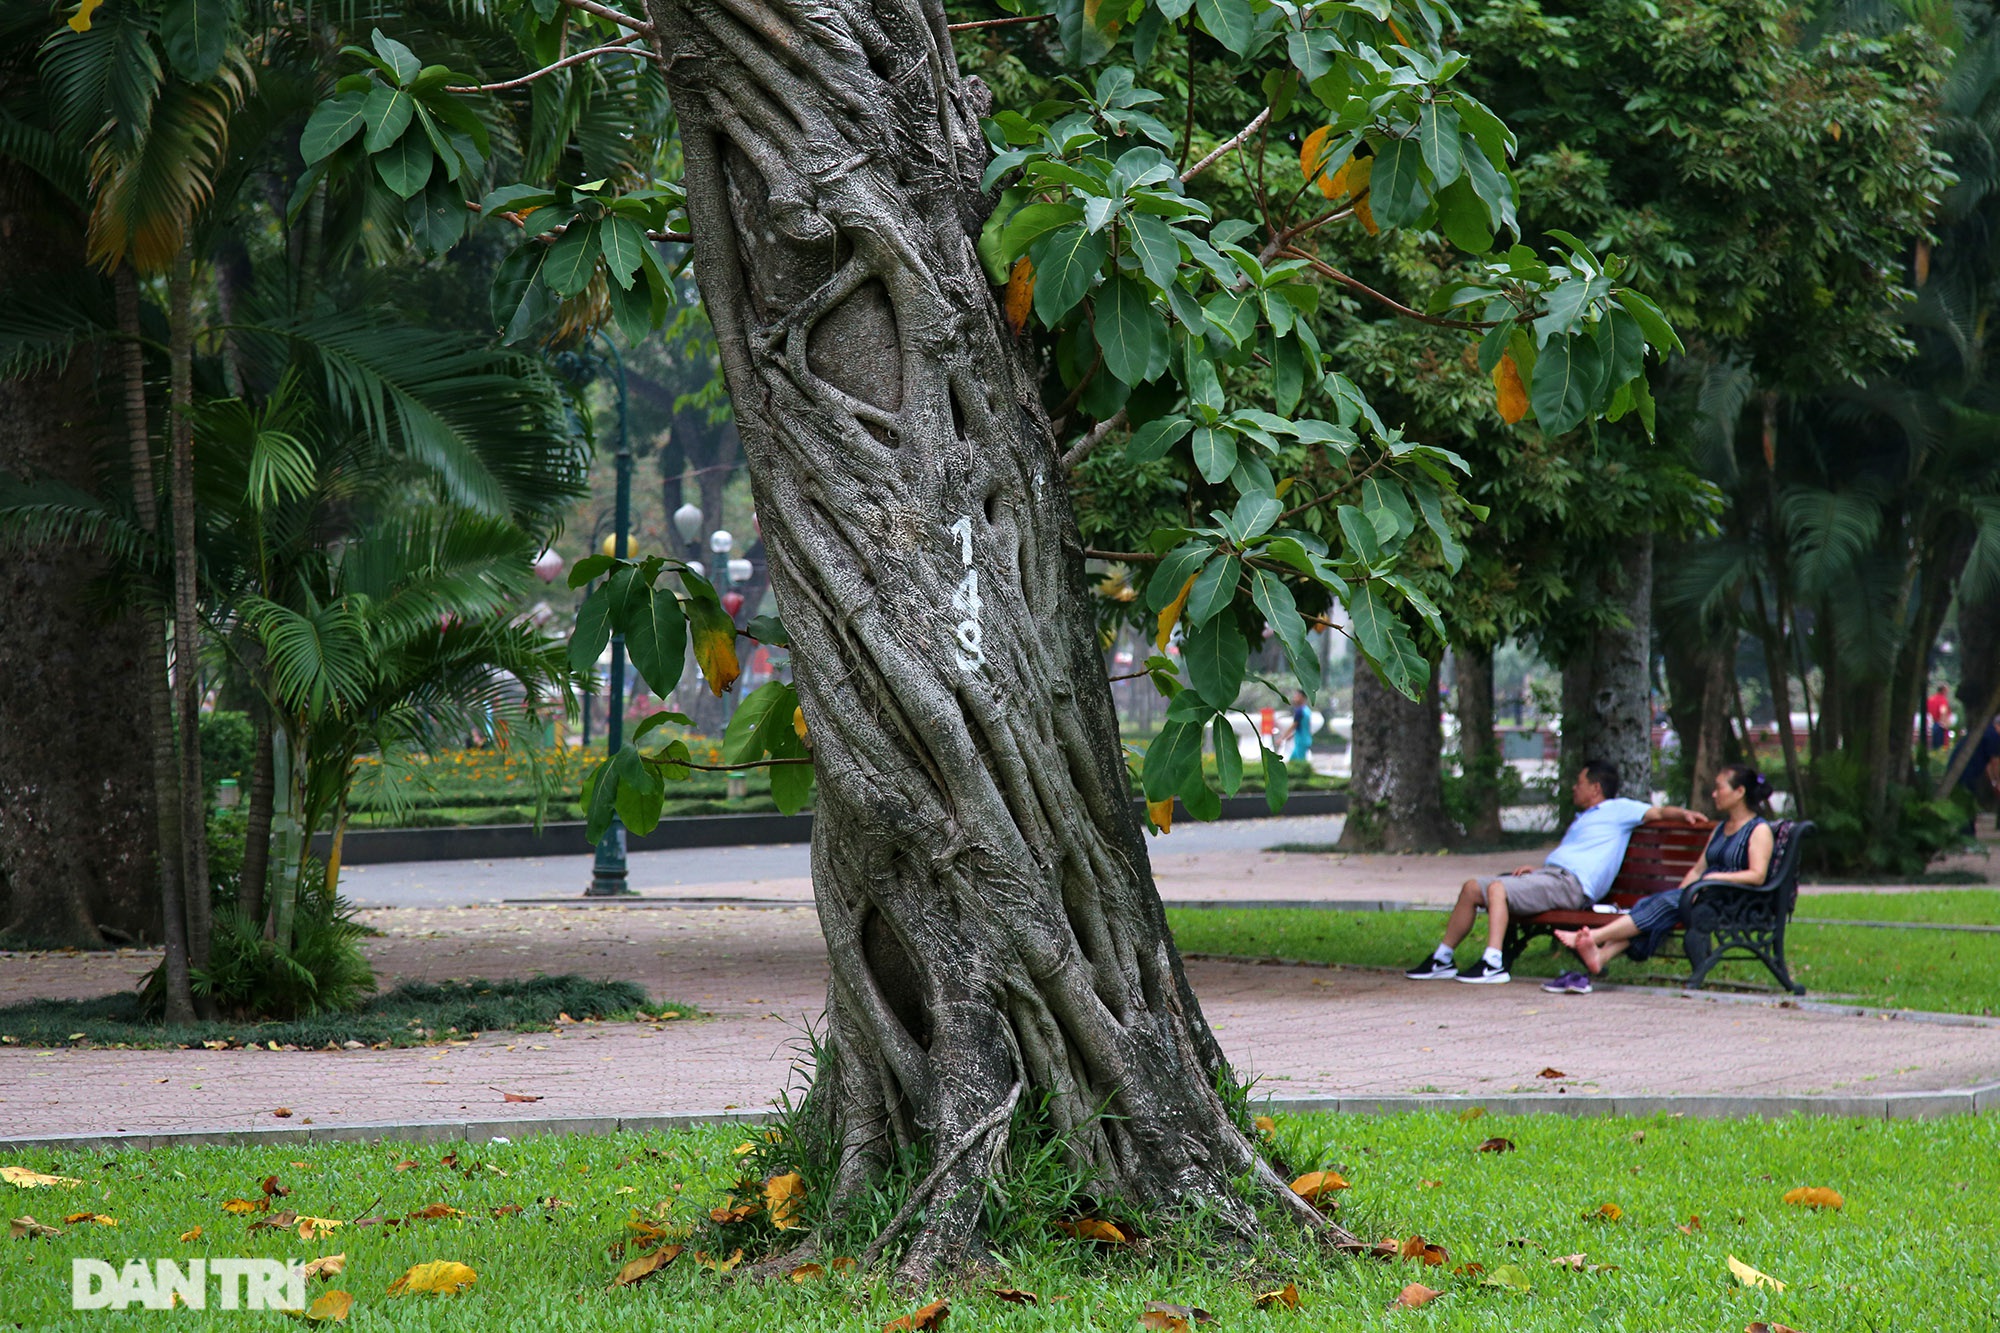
[727,556,753,584]
[709,529,734,555]
[673,502,705,544]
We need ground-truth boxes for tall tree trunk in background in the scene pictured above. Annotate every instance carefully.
[1338,656,1453,850]
[1452,642,1502,843]
[1560,532,1654,810]
[239,703,275,923]
[0,166,157,947]
[116,265,195,1021]
[644,0,1335,1279]
[168,249,211,976]
[1657,615,1736,809]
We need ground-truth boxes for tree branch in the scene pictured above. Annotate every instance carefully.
[945,14,1054,31]
[1281,247,1498,331]
[447,41,654,93]
[464,199,692,245]
[561,0,654,34]
[1182,108,1270,184]
[1060,408,1127,471]
[677,757,815,771]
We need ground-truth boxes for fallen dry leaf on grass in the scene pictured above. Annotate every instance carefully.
[1586,1203,1623,1222]
[387,1261,477,1296]
[262,1175,290,1198]
[1678,1215,1703,1234]
[694,1248,743,1273]
[1457,1106,1487,1122]
[1727,1255,1786,1291]
[490,1204,523,1218]
[1398,1236,1448,1266]
[829,1257,857,1273]
[1538,1067,1567,1079]
[1055,1217,1128,1243]
[63,1212,116,1226]
[223,1197,266,1215]
[247,1210,299,1234]
[764,1172,806,1229]
[1253,1116,1276,1134]
[1450,1262,1484,1276]
[884,1298,948,1331]
[10,1216,62,1239]
[405,1204,465,1221]
[1289,1171,1349,1203]
[296,1289,354,1323]
[1551,1253,1619,1273]
[2,1166,80,1189]
[1419,1179,1444,1189]
[1142,1301,1214,1326]
[1481,1264,1532,1293]
[790,1264,825,1283]
[301,1255,346,1281]
[1746,1323,1805,1333]
[1782,1187,1843,1210]
[613,1243,681,1287]
[394,1159,419,1172]
[988,1288,1038,1305]
[1391,1283,1440,1309]
[708,1201,757,1224]
[297,1216,343,1241]
[1476,1137,1516,1154]
[1253,1283,1299,1310]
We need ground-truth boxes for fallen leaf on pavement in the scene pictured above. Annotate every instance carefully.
[884,1298,948,1331]
[764,1172,806,1229]
[500,1092,542,1103]
[387,1261,477,1296]
[1477,1137,1516,1154]
[1727,1255,1786,1291]
[1391,1283,1440,1309]
[10,1215,62,1239]
[405,1204,464,1221]
[298,1290,353,1323]
[273,1108,293,1118]
[1782,1187,1843,1210]
[1055,1217,1128,1243]
[1538,1068,1567,1079]
[1481,1264,1532,1293]
[613,1243,681,1287]
[1290,1171,1349,1203]
[989,1288,1038,1304]
[1253,1283,1299,1310]
[2,1167,80,1189]
[302,1255,346,1281]
[1586,1203,1623,1221]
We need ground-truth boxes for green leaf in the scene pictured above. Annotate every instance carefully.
[1191,426,1237,483]
[1417,102,1463,189]
[362,83,415,153]
[1179,763,1221,821]
[1096,276,1169,384]
[1412,482,1464,573]
[373,129,434,200]
[770,759,814,814]
[743,613,790,646]
[1336,504,1383,565]
[1185,554,1240,627]
[301,92,368,165]
[1001,202,1083,262]
[1260,748,1289,813]
[568,586,611,675]
[1616,289,1682,355]
[1460,134,1514,230]
[491,245,551,344]
[406,178,467,255]
[583,753,618,843]
[623,585,687,697]
[1127,415,1191,464]
[543,221,601,298]
[1370,137,1429,230]
[1350,585,1425,699]
[1212,715,1243,795]
[1031,225,1108,325]
[1126,214,1182,293]
[600,215,650,288]
[370,27,422,84]
[1143,717,1207,801]
[1250,568,1318,693]
[1193,0,1253,56]
[1529,332,1601,436]
[723,680,796,764]
[160,0,240,81]
[1435,177,1494,254]
[1185,614,1247,709]
[612,745,665,836]
[1149,544,1212,609]
[568,553,615,588]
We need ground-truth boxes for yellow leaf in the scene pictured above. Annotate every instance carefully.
[694,1247,743,1273]
[613,1243,681,1287]
[302,1255,347,1282]
[763,1172,806,1230]
[64,1213,117,1226]
[731,1142,756,1156]
[1299,126,1336,197]
[1493,353,1528,424]
[793,706,809,743]
[1782,1186,1843,1210]
[1253,1115,1276,1134]
[1155,574,1196,651]
[1055,1217,1127,1243]
[1253,1283,1299,1309]
[1147,797,1174,834]
[1726,1255,1786,1292]
[301,1290,354,1323]
[67,0,103,33]
[1328,153,1372,204]
[884,1298,949,1331]
[10,1215,62,1239]
[387,1261,478,1296]
[691,600,741,696]
[1,1166,80,1189]
[223,1198,264,1215]
[790,1263,825,1283]
[1290,1170,1350,1203]
[1586,1202,1622,1222]
[1392,1283,1440,1308]
[178,1226,202,1242]
[1354,193,1378,236]
[1005,256,1036,335]
[297,1216,344,1240]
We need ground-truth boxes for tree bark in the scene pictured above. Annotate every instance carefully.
[239,703,275,923]
[643,0,1331,1278]
[0,165,157,948]
[168,248,212,975]
[115,264,196,1021]
[1339,655,1453,850]
[1560,531,1654,809]
[1452,642,1503,843]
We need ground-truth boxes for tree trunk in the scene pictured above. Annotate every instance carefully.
[1452,642,1502,843]
[168,248,212,975]
[643,0,1331,1279]
[238,703,275,923]
[1339,654,1453,850]
[0,166,156,948]
[116,264,196,1022]
[1560,531,1654,809]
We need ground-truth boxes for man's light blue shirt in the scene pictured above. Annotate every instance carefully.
[1544,797,1653,901]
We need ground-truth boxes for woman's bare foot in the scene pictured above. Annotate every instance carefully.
[1574,927,1605,975]
[1554,928,1581,951]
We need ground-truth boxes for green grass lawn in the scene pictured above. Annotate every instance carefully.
[1165,897,2000,1016]
[1794,888,2000,924]
[2,1113,1993,1328]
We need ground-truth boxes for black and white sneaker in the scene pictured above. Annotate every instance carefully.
[1455,959,1511,985]
[1404,955,1458,980]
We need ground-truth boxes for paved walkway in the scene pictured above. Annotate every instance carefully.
[6,894,1999,1142]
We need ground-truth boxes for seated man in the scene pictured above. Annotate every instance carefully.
[1404,759,1703,985]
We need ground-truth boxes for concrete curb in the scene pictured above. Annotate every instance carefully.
[7,1081,1996,1155]
[317,792,1349,866]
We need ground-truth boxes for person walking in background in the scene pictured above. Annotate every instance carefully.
[1927,683,1955,750]
[1285,689,1314,762]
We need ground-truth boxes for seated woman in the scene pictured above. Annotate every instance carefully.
[1553,765,1776,980]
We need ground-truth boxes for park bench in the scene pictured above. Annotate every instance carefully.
[1501,818,1816,995]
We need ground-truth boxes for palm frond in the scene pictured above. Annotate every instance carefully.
[0,476,159,572]
[86,56,254,272]
[242,592,374,718]
[0,109,87,205]
[1781,484,1884,595]
[0,269,116,378]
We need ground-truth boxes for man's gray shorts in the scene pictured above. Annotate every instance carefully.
[1479,866,1590,915]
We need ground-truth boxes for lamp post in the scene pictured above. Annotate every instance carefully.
[587,333,635,897]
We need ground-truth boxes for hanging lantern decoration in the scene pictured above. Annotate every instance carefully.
[533,548,565,583]
[721,590,745,618]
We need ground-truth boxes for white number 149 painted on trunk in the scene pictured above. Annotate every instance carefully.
[947,515,983,671]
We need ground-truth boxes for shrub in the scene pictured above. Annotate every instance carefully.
[199,710,255,792]
[1803,751,1972,876]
